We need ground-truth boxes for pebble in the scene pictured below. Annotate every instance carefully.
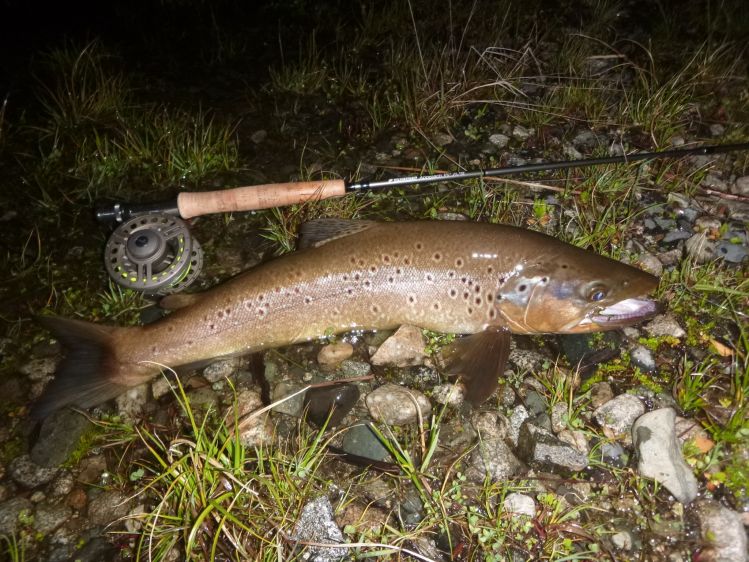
[49,470,75,497]
[317,342,354,367]
[701,174,728,192]
[557,429,589,455]
[87,489,133,526]
[562,143,582,160]
[250,129,267,144]
[715,241,748,263]
[632,408,698,504]
[370,325,427,367]
[662,230,691,243]
[488,133,509,147]
[115,383,150,420]
[303,384,359,428]
[644,314,686,339]
[630,345,656,373]
[685,232,717,263]
[341,423,392,462]
[8,455,59,488]
[690,500,747,562]
[516,423,588,472]
[365,384,431,425]
[611,530,633,550]
[509,347,547,372]
[503,493,536,517]
[467,437,525,483]
[507,405,530,446]
[33,503,72,534]
[338,359,371,377]
[512,125,534,140]
[291,496,346,562]
[550,402,568,433]
[593,394,645,441]
[433,131,453,145]
[31,408,93,467]
[471,411,508,441]
[636,252,663,276]
[572,130,599,150]
[431,383,464,406]
[0,497,33,534]
[708,123,725,137]
[202,357,240,383]
[733,175,749,196]
[590,382,614,409]
[234,389,274,447]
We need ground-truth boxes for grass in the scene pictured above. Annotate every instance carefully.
[0,0,747,561]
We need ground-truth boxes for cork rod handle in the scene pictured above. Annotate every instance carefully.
[177,179,347,219]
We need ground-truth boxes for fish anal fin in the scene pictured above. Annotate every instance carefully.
[441,327,511,406]
[298,218,377,249]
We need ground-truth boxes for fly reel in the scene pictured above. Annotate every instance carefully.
[104,213,203,295]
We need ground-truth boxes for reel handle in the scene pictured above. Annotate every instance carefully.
[177,179,347,219]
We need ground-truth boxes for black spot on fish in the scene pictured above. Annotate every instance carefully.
[382,255,391,263]
[487,293,493,303]
[415,242,423,250]
[258,309,266,317]
[489,309,496,319]
[218,311,224,318]
[408,295,415,303]
[358,259,365,267]
[542,276,548,283]
[370,266,377,273]
[304,296,312,304]
[518,284,527,292]
[561,264,568,269]
[455,258,464,267]
[499,276,507,285]
[364,280,371,288]
[433,252,441,261]
[497,293,503,301]
[209,323,215,330]
[475,285,481,293]
[342,274,349,281]
[350,257,357,265]
[388,276,395,283]
[433,303,440,310]
[403,257,411,265]
[487,265,494,274]
[463,291,470,300]
[468,307,473,314]
[151,345,157,353]
[448,271,455,278]
[347,288,354,295]
[394,251,400,258]
[461,276,467,283]
[426,274,433,282]
[475,297,482,305]
[371,304,380,313]
[225,308,231,315]
[354,273,361,281]
[449,289,457,298]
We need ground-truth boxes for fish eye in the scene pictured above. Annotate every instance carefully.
[586,284,608,302]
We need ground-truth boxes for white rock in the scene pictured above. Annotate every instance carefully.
[594,394,645,441]
[365,384,431,425]
[370,325,427,367]
[317,342,354,367]
[632,408,698,504]
[431,383,464,406]
[503,493,536,517]
[644,314,686,339]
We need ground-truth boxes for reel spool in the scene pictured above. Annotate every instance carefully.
[105,213,203,295]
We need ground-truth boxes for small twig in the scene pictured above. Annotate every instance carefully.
[700,187,749,202]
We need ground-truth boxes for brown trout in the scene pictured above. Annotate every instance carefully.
[32,219,658,418]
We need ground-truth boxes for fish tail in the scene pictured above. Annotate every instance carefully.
[31,316,134,420]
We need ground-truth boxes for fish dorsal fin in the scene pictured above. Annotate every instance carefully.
[297,218,378,249]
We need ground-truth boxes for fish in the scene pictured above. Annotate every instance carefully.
[31,219,659,418]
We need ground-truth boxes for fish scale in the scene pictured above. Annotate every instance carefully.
[32,219,659,418]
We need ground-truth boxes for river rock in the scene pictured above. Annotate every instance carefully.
[632,408,698,504]
[202,357,240,383]
[115,383,150,420]
[0,497,33,534]
[31,408,92,467]
[489,133,510,147]
[431,383,464,406]
[291,496,346,562]
[516,423,588,472]
[733,175,749,196]
[630,345,656,373]
[644,314,686,338]
[594,394,644,441]
[503,493,536,517]
[317,342,354,367]
[685,232,717,263]
[9,455,59,488]
[370,325,427,367]
[341,423,392,462]
[507,405,530,446]
[467,437,525,483]
[235,389,273,447]
[690,499,747,562]
[365,384,431,425]
[33,502,72,534]
[590,381,614,408]
[88,489,133,526]
[304,384,360,427]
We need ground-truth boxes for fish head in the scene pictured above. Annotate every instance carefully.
[494,249,659,334]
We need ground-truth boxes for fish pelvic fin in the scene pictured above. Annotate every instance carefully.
[31,316,132,420]
[441,327,511,406]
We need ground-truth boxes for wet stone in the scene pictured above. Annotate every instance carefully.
[9,455,59,488]
[686,232,717,263]
[633,408,698,504]
[431,383,464,406]
[31,408,92,467]
[471,411,508,441]
[87,489,133,527]
[33,502,72,534]
[630,345,656,373]
[715,241,748,263]
[589,382,614,409]
[235,389,273,447]
[644,314,686,339]
[341,423,392,462]
[338,359,371,377]
[202,357,240,383]
[662,230,691,243]
[516,423,588,473]
[0,497,33,535]
[512,124,534,140]
[489,133,509,147]
[636,252,663,276]
[611,531,633,551]
[271,381,306,417]
[557,429,589,455]
[370,325,427,367]
[317,342,354,368]
[291,496,346,562]
[65,535,118,562]
[594,394,644,441]
[467,437,525,483]
[733,175,749,196]
[304,384,360,428]
[365,384,431,425]
[115,383,150,420]
[503,493,536,517]
[690,499,747,562]
[49,470,75,497]
[507,405,530,446]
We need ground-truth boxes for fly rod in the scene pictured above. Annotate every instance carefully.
[95,142,749,224]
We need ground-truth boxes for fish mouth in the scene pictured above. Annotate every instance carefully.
[580,298,660,329]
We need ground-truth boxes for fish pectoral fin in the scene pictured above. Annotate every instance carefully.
[441,327,511,406]
[297,218,378,249]
[159,292,203,310]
